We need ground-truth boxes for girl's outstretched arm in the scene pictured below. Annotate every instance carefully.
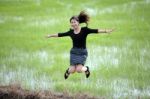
[98,28,115,34]
[46,34,58,38]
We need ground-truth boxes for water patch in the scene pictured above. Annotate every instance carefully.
[86,38,149,70]
[145,0,150,3]
[86,45,120,70]
[29,18,59,27]
[95,79,109,89]
[86,8,98,16]
[0,66,53,90]
[56,0,66,6]
[95,78,150,98]
[0,17,5,24]
[33,51,48,63]
[61,52,69,59]
[12,16,23,21]
[140,48,150,68]
[0,16,23,24]
[2,49,54,68]
[34,0,41,6]
[97,0,147,15]
[29,50,54,67]
[98,7,113,15]
[129,88,150,98]
[111,79,130,98]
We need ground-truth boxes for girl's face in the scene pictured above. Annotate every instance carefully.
[70,19,79,29]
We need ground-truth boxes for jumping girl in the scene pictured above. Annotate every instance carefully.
[46,11,114,79]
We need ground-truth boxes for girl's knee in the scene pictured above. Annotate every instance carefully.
[68,66,76,73]
[76,64,83,73]
[76,69,82,73]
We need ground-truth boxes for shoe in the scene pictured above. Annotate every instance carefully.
[64,68,70,79]
[85,66,90,78]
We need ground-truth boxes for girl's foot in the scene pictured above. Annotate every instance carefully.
[64,68,70,79]
[85,66,90,78]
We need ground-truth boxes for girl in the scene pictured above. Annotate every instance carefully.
[46,11,114,79]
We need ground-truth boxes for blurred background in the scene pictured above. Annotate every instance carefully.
[0,0,150,98]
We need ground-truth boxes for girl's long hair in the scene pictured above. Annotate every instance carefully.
[70,10,90,26]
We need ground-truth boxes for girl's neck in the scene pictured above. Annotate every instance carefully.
[74,26,81,34]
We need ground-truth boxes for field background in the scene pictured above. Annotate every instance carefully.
[0,0,150,98]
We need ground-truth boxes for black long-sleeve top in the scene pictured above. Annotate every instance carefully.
[58,27,98,49]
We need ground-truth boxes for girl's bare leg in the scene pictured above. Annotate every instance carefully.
[64,65,76,79]
[75,64,90,78]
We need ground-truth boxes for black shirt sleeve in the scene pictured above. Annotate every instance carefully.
[86,27,98,34]
[58,30,71,37]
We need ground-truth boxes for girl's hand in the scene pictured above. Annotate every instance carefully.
[106,28,115,33]
[45,34,51,38]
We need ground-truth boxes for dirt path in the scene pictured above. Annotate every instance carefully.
[0,85,103,99]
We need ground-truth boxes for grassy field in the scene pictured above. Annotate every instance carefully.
[0,0,150,98]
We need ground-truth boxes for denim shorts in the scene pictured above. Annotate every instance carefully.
[70,48,88,66]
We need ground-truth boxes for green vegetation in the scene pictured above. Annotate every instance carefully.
[0,0,150,98]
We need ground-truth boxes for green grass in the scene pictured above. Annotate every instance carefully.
[0,0,150,98]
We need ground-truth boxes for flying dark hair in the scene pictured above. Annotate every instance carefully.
[70,11,90,26]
